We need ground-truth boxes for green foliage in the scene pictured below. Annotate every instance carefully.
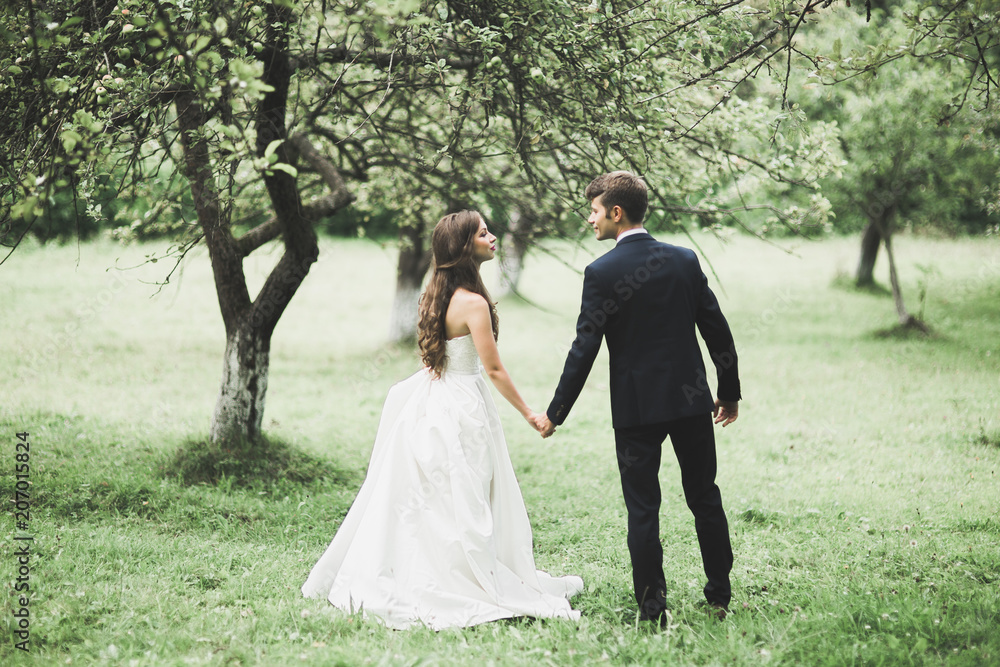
[317,206,398,239]
[3,0,994,253]
[798,5,1000,236]
[0,0,278,249]
[964,98,1000,218]
[827,0,1000,104]
[2,0,851,258]
[13,183,105,244]
[106,156,203,242]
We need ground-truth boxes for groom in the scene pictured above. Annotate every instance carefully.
[538,171,741,622]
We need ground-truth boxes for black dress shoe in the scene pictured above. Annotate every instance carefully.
[701,601,728,620]
[639,596,668,623]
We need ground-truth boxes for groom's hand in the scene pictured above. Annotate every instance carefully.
[713,399,739,427]
[537,413,556,439]
[526,412,553,437]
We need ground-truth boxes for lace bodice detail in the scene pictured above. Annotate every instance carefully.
[445,335,482,375]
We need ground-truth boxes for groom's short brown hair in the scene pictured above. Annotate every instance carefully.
[585,171,648,224]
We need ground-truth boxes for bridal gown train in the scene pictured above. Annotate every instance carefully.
[302,335,583,630]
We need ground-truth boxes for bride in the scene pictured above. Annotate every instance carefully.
[302,210,583,630]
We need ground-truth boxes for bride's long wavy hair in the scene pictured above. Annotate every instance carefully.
[418,210,499,377]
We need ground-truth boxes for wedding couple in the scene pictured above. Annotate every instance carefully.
[301,171,742,630]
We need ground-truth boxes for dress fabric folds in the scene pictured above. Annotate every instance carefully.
[302,335,583,630]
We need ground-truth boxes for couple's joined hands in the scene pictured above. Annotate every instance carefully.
[526,412,556,438]
[527,401,738,437]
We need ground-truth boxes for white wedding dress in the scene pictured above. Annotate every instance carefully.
[302,335,583,630]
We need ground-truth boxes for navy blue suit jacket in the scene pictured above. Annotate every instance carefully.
[547,233,740,429]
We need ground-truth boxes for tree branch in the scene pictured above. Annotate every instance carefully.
[174,90,251,334]
[289,133,355,212]
[235,218,283,257]
[292,45,481,72]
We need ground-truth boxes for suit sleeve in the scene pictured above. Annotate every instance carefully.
[694,268,742,403]
[547,265,606,425]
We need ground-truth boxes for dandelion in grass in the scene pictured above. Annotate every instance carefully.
[903,525,910,533]
[909,539,918,547]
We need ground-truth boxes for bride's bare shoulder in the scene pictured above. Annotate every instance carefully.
[451,288,487,308]
[444,288,489,339]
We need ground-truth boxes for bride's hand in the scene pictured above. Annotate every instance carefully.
[527,412,556,438]
[526,411,545,433]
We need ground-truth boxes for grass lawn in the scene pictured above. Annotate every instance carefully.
[1,231,998,665]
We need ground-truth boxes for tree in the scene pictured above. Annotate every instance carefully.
[796,4,1000,330]
[1,0,356,443]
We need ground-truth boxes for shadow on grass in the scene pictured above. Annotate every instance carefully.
[831,273,892,297]
[164,434,354,490]
[0,412,362,534]
[974,425,1000,450]
[738,507,790,527]
[831,275,940,338]
[869,321,937,340]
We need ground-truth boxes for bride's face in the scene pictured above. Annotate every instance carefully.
[471,218,497,264]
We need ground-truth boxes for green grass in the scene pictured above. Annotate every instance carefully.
[1,232,998,665]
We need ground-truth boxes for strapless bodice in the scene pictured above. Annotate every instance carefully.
[445,335,482,375]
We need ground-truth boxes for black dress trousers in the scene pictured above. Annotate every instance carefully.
[614,412,733,616]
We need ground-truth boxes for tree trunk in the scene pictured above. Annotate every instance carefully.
[880,226,929,332]
[856,219,882,286]
[388,220,432,343]
[211,326,270,443]
[497,207,531,299]
[388,278,423,344]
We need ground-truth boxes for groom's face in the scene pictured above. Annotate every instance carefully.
[589,196,620,241]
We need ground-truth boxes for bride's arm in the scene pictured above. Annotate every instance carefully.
[462,294,536,423]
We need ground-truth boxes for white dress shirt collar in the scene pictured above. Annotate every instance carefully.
[616,227,649,243]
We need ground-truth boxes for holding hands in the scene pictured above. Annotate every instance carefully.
[526,412,557,438]
[530,401,737,437]
[530,402,737,438]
